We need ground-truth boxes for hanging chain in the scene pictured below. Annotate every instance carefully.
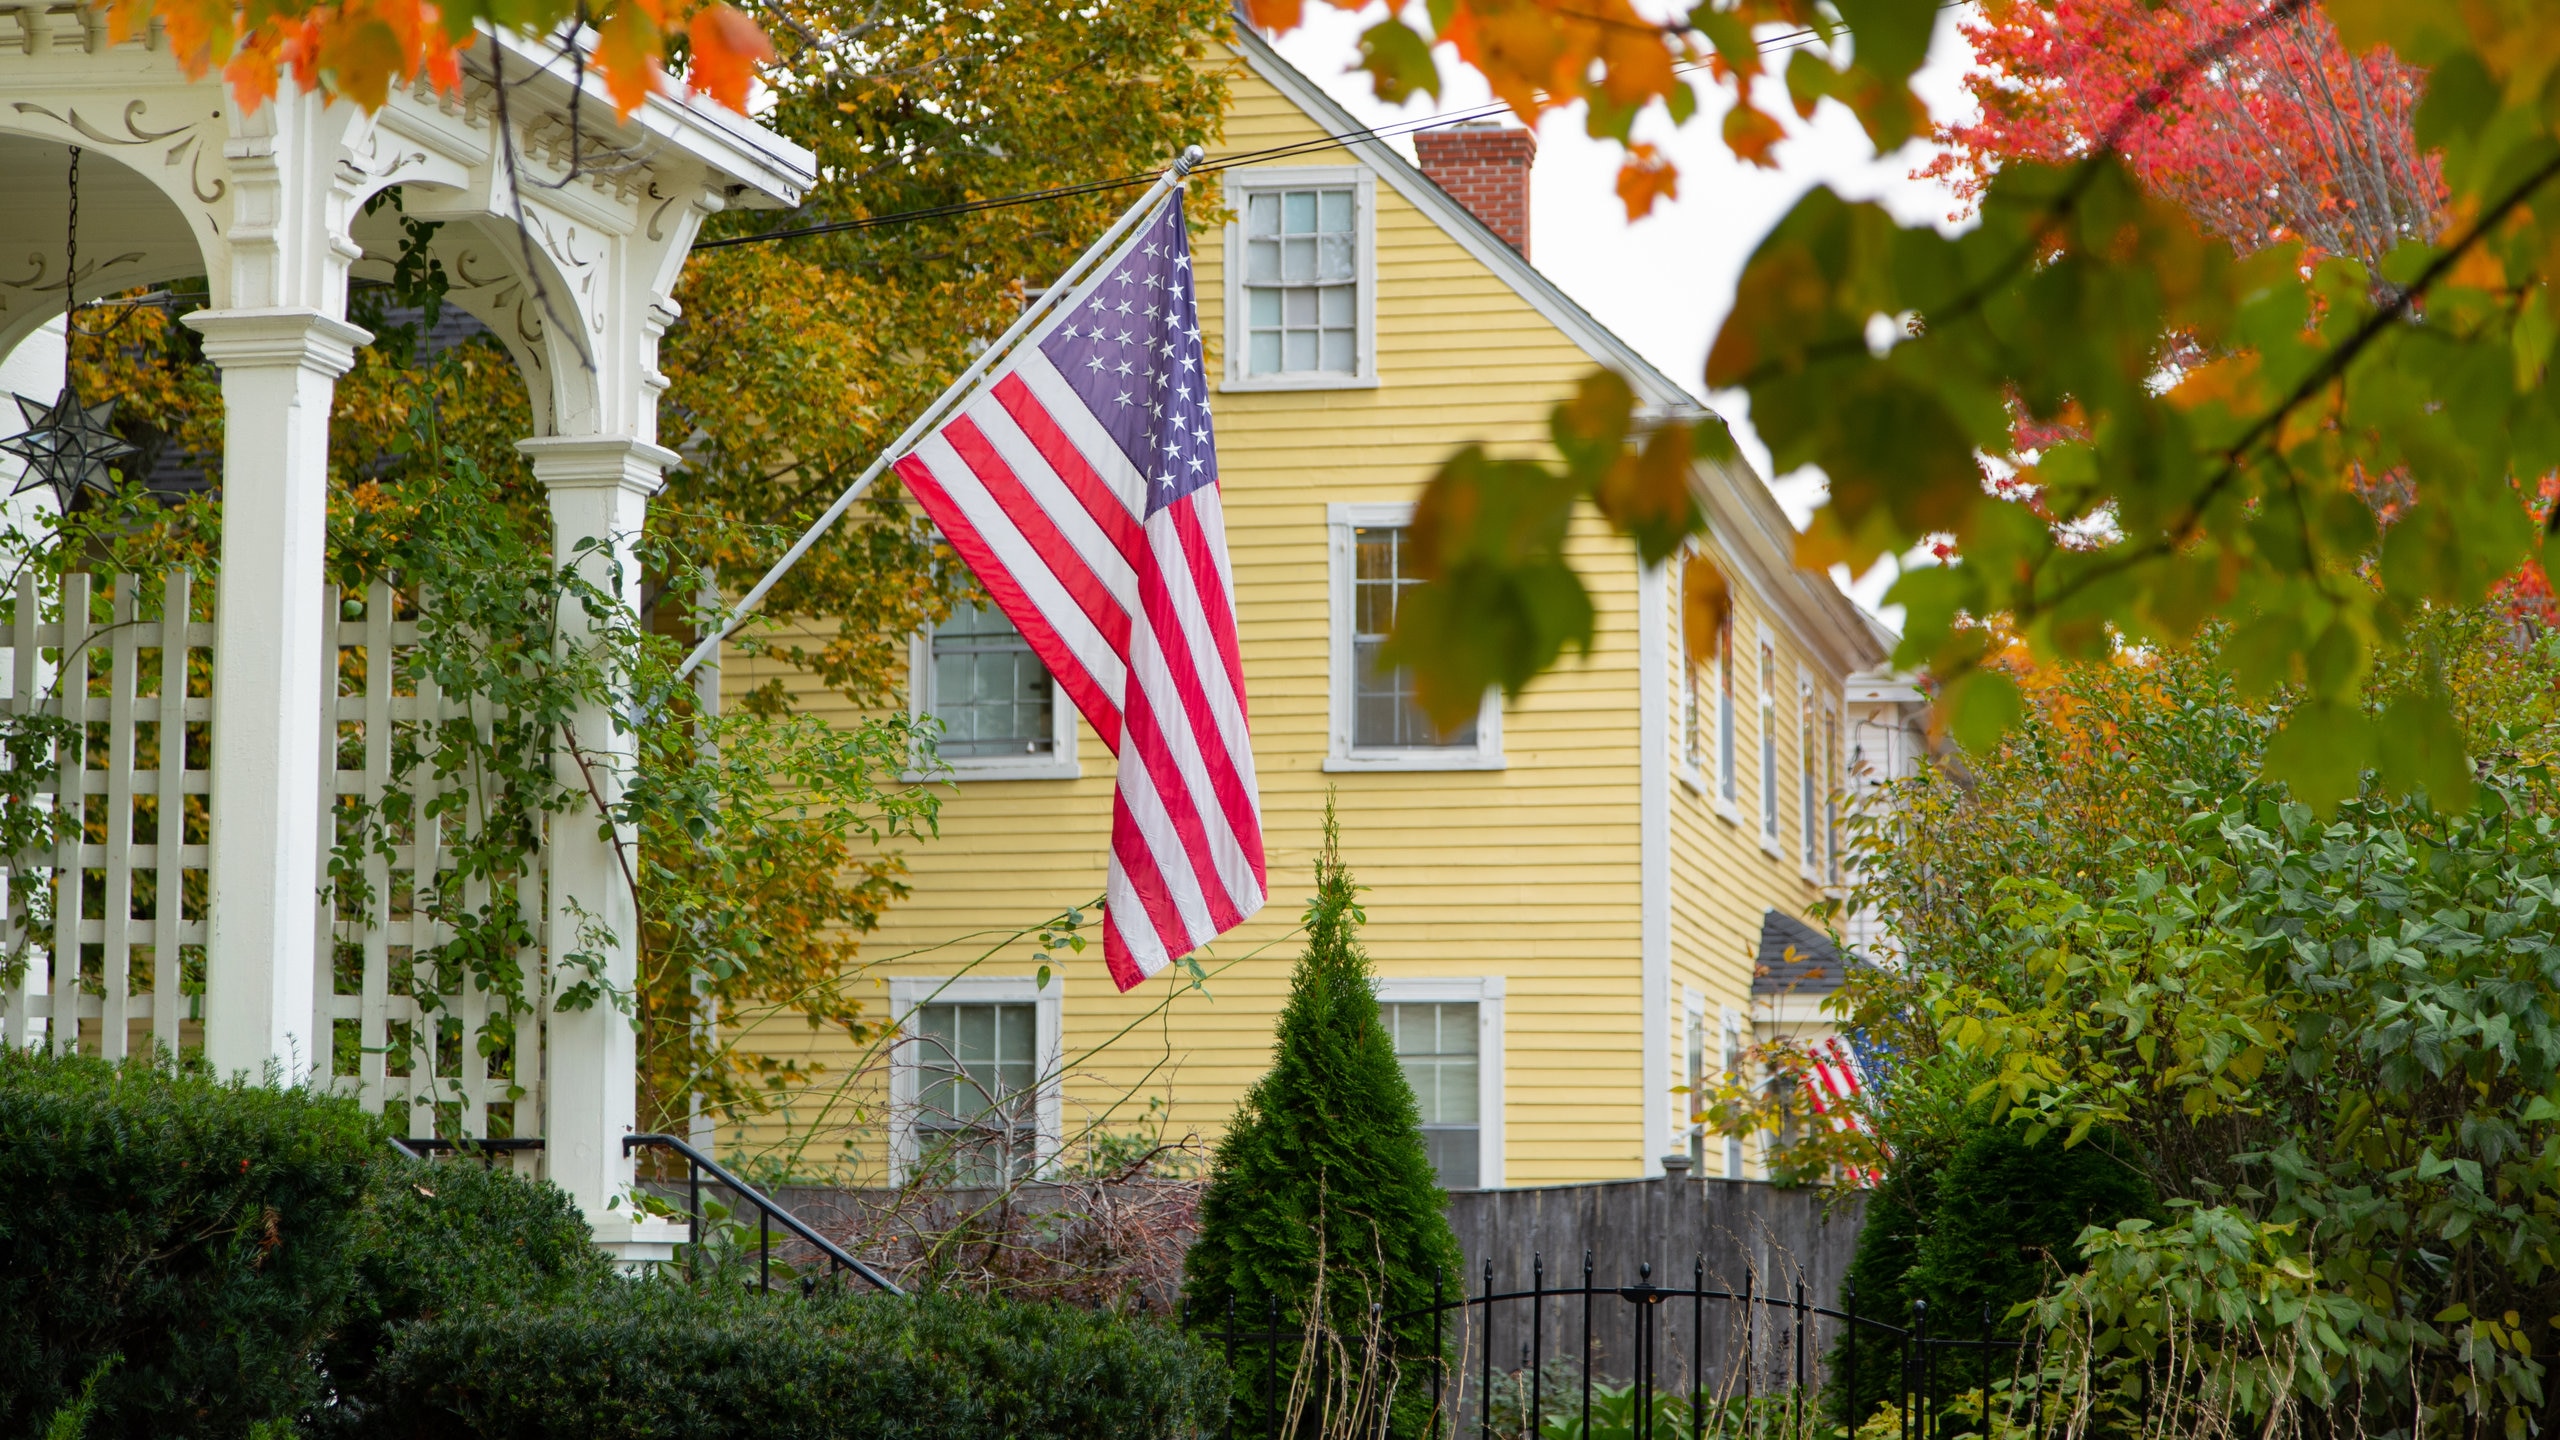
[61,145,78,393]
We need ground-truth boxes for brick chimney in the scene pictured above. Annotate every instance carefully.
[1415,123,1537,258]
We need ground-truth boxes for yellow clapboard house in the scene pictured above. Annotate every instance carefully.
[726,28,1894,1188]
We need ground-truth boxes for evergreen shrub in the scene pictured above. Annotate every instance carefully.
[362,1283,1228,1439]
[1829,1116,2157,1425]
[0,1048,382,1438]
[1183,810,1464,1436]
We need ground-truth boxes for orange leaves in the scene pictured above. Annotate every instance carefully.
[1245,0,1304,32]
[89,0,770,120]
[1722,99,1784,167]
[1679,552,1730,666]
[593,2,662,115]
[1614,141,1678,216]
[685,6,769,113]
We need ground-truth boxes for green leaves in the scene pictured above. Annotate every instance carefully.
[1386,446,1594,727]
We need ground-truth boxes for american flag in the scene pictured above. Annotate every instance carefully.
[1801,1034,1883,1185]
[892,193,1267,991]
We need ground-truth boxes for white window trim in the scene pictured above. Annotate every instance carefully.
[1715,604,1742,825]
[1681,985,1706,1162]
[1756,623,1783,858]
[1325,501,1505,772]
[887,973,1066,1184]
[1719,1005,1749,1181]
[1822,693,1843,886]
[1798,664,1823,884]
[1221,166,1382,393]
[907,627,1083,782]
[1374,975,1504,1189]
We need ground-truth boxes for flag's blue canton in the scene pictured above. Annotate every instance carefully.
[1037,195,1216,517]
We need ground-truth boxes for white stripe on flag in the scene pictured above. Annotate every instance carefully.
[905,432,1130,698]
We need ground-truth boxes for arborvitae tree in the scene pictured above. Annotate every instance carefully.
[1183,810,1462,1437]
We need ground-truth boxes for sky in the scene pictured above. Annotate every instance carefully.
[1263,5,1986,624]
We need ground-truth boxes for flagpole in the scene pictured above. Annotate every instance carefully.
[673,144,1209,682]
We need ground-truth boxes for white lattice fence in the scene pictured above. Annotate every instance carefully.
[316,580,544,1144]
[0,572,546,1145]
[0,572,211,1058]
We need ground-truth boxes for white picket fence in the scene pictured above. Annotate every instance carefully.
[0,572,546,1142]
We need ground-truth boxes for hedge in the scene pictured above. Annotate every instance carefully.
[364,1283,1230,1440]
[2,1049,1224,1439]
[0,1048,381,1438]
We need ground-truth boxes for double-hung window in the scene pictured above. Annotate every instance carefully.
[1388,1002,1480,1189]
[1823,701,1842,883]
[1758,636,1780,846]
[892,976,1063,1184]
[1716,613,1738,805]
[1376,977,1503,1190]
[912,599,1080,779]
[1800,673,1821,872]
[1327,503,1501,770]
[1224,168,1378,391]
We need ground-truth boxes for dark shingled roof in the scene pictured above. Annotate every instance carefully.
[1751,910,1851,996]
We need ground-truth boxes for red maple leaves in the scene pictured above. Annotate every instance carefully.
[1924,0,2444,274]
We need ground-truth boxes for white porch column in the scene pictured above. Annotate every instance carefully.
[185,308,369,1082]
[519,434,680,1260]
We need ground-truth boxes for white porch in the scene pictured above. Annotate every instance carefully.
[0,9,814,1255]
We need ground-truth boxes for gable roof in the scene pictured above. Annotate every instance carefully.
[1226,29,1888,676]
[1751,908,1855,995]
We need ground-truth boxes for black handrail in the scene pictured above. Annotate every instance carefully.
[624,1132,905,1296]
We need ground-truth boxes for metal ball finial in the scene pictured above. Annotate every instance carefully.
[1172,144,1206,178]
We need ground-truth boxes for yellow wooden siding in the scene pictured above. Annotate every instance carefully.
[1661,541,1843,1177]
[721,44,1868,1187]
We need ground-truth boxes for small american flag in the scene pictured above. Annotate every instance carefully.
[893,193,1267,991]
[1802,1034,1882,1185]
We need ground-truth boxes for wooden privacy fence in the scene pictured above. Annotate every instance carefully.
[0,572,545,1145]
[1443,1170,1866,1392]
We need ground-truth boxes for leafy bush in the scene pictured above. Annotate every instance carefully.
[1828,1117,2155,1426]
[314,1153,612,1433]
[0,1050,381,1438]
[362,1282,1227,1439]
[1183,811,1463,1436]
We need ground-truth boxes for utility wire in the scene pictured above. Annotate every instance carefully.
[693,6,1958,251]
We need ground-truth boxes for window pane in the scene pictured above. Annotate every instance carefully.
[930,603,1054,757]
[1247,192,1280,237]
[1387,1001,1482,1190]
[1248,286,1281,325]
[1285,329,1317,371]
[1318,233,1354,281]
[1348,528,1474,750]
[1318,284,1354,326]
[1246,239,1281,285]
[1284,190,1317,232]
[1318,188,1353,232]
[1283,235,1315,283]
[1249,331,1282,375]
[1320,329,1354,374]
[1284,286,1318,325]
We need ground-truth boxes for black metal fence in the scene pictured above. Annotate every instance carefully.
[1197,1253,2037,1440]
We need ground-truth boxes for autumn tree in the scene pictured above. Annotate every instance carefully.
[55,0,1227,1138]
[1924,0,2444,274]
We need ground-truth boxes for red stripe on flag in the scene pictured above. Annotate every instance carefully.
[1165,501,1265,892]
[1119,678,1244,936]
[1110,785,1196,971]
[1134,513,1265,904]
[944,415,1133,652]
[994,374,1146,569]
[1100,908,1149,992]
[893,453,1123,753]
[1170,498,1250,724]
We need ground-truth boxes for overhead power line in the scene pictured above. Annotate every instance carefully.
[694,5,1967,251]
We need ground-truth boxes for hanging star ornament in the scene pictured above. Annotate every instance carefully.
[1,383,138,510]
